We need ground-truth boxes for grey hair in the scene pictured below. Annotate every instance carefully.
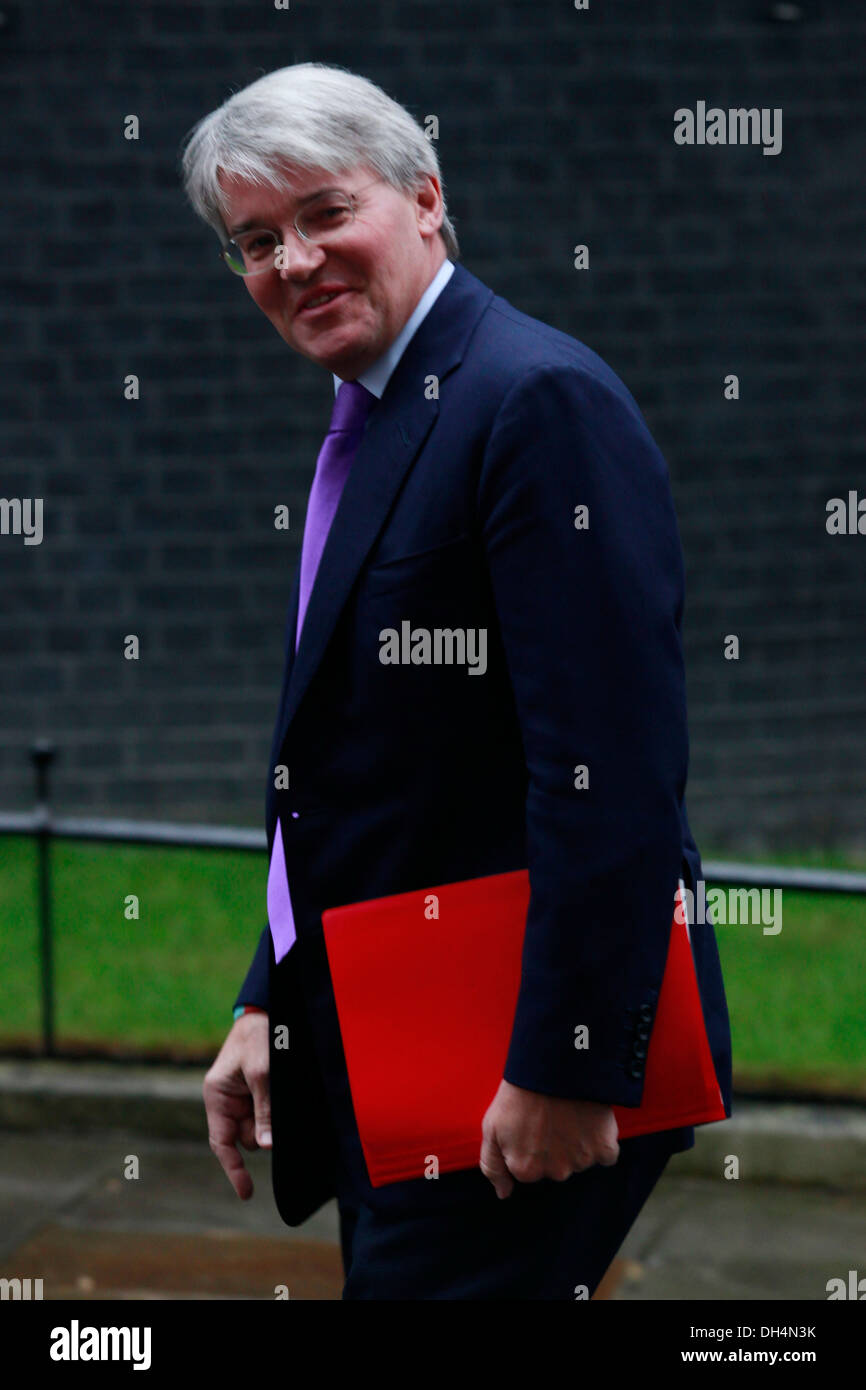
[180,62,459,260]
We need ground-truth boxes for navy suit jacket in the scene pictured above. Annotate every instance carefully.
[236,261,732,1226]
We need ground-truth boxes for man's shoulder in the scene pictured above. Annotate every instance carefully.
[455,264,639,414]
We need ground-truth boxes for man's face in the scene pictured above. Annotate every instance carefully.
[216,163,446,379]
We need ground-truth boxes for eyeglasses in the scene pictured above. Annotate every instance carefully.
[220,181,380,276]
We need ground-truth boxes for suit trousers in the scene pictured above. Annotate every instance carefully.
[334,1125,693,1301]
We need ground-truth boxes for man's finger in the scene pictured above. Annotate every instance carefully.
[208,1132,254,1200]
[237,1112,259,1151]
[479,1131,514,1200]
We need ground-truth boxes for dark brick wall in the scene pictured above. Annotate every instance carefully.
[1,0,864,852]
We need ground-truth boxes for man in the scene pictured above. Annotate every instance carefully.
[181,62,731,1300]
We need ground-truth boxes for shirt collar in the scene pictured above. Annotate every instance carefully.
[333,258,455,400]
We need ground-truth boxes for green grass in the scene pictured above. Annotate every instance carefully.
[1,837,262,1056]
[711,885,865,1094]
[1,836,864,1093]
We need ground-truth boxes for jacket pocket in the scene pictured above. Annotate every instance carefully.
[363,531,472,597]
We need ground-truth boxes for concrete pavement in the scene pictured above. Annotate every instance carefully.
[1,1121,863,1300]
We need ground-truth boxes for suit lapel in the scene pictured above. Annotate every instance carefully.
[273,263,494,756]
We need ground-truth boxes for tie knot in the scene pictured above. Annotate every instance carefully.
[330,379,376,436]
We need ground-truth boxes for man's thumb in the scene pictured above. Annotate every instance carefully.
[250,1077,272,1148]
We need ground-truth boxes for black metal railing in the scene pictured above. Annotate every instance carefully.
[3,740,866,1058]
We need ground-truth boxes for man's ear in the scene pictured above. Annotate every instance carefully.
[414,174,444,239]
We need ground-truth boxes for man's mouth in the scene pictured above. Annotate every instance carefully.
[296,289,351,317]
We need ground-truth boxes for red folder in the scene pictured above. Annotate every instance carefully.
[322,869,726,1187]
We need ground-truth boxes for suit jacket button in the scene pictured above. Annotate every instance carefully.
[638,1004,653,1023]
[632,1044,648,1060]
[628,1063,643,1079]
[635,1025,651,1042]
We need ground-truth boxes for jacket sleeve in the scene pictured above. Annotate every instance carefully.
[233,923,271,1013]
[476,361,690,1106]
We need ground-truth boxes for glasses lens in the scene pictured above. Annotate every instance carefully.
[296,191,354,242]
[222,232,279,275]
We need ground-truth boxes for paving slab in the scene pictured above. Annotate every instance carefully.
[616,1167,866,1301]
[2,1128,863,1300]
[0,1130,339,1246]
[7,1226,344,1301]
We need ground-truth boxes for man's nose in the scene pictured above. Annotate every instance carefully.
[275,229,327,279]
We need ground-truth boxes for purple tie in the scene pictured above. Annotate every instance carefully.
[268,380,376,963]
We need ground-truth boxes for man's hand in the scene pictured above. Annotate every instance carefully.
[203,1011,271,1200]
[479,1079,620,1199]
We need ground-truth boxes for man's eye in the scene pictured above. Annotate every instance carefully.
[243,234,274,258]
[305,205,351,233]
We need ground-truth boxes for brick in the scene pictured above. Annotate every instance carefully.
[1,0,863,845]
